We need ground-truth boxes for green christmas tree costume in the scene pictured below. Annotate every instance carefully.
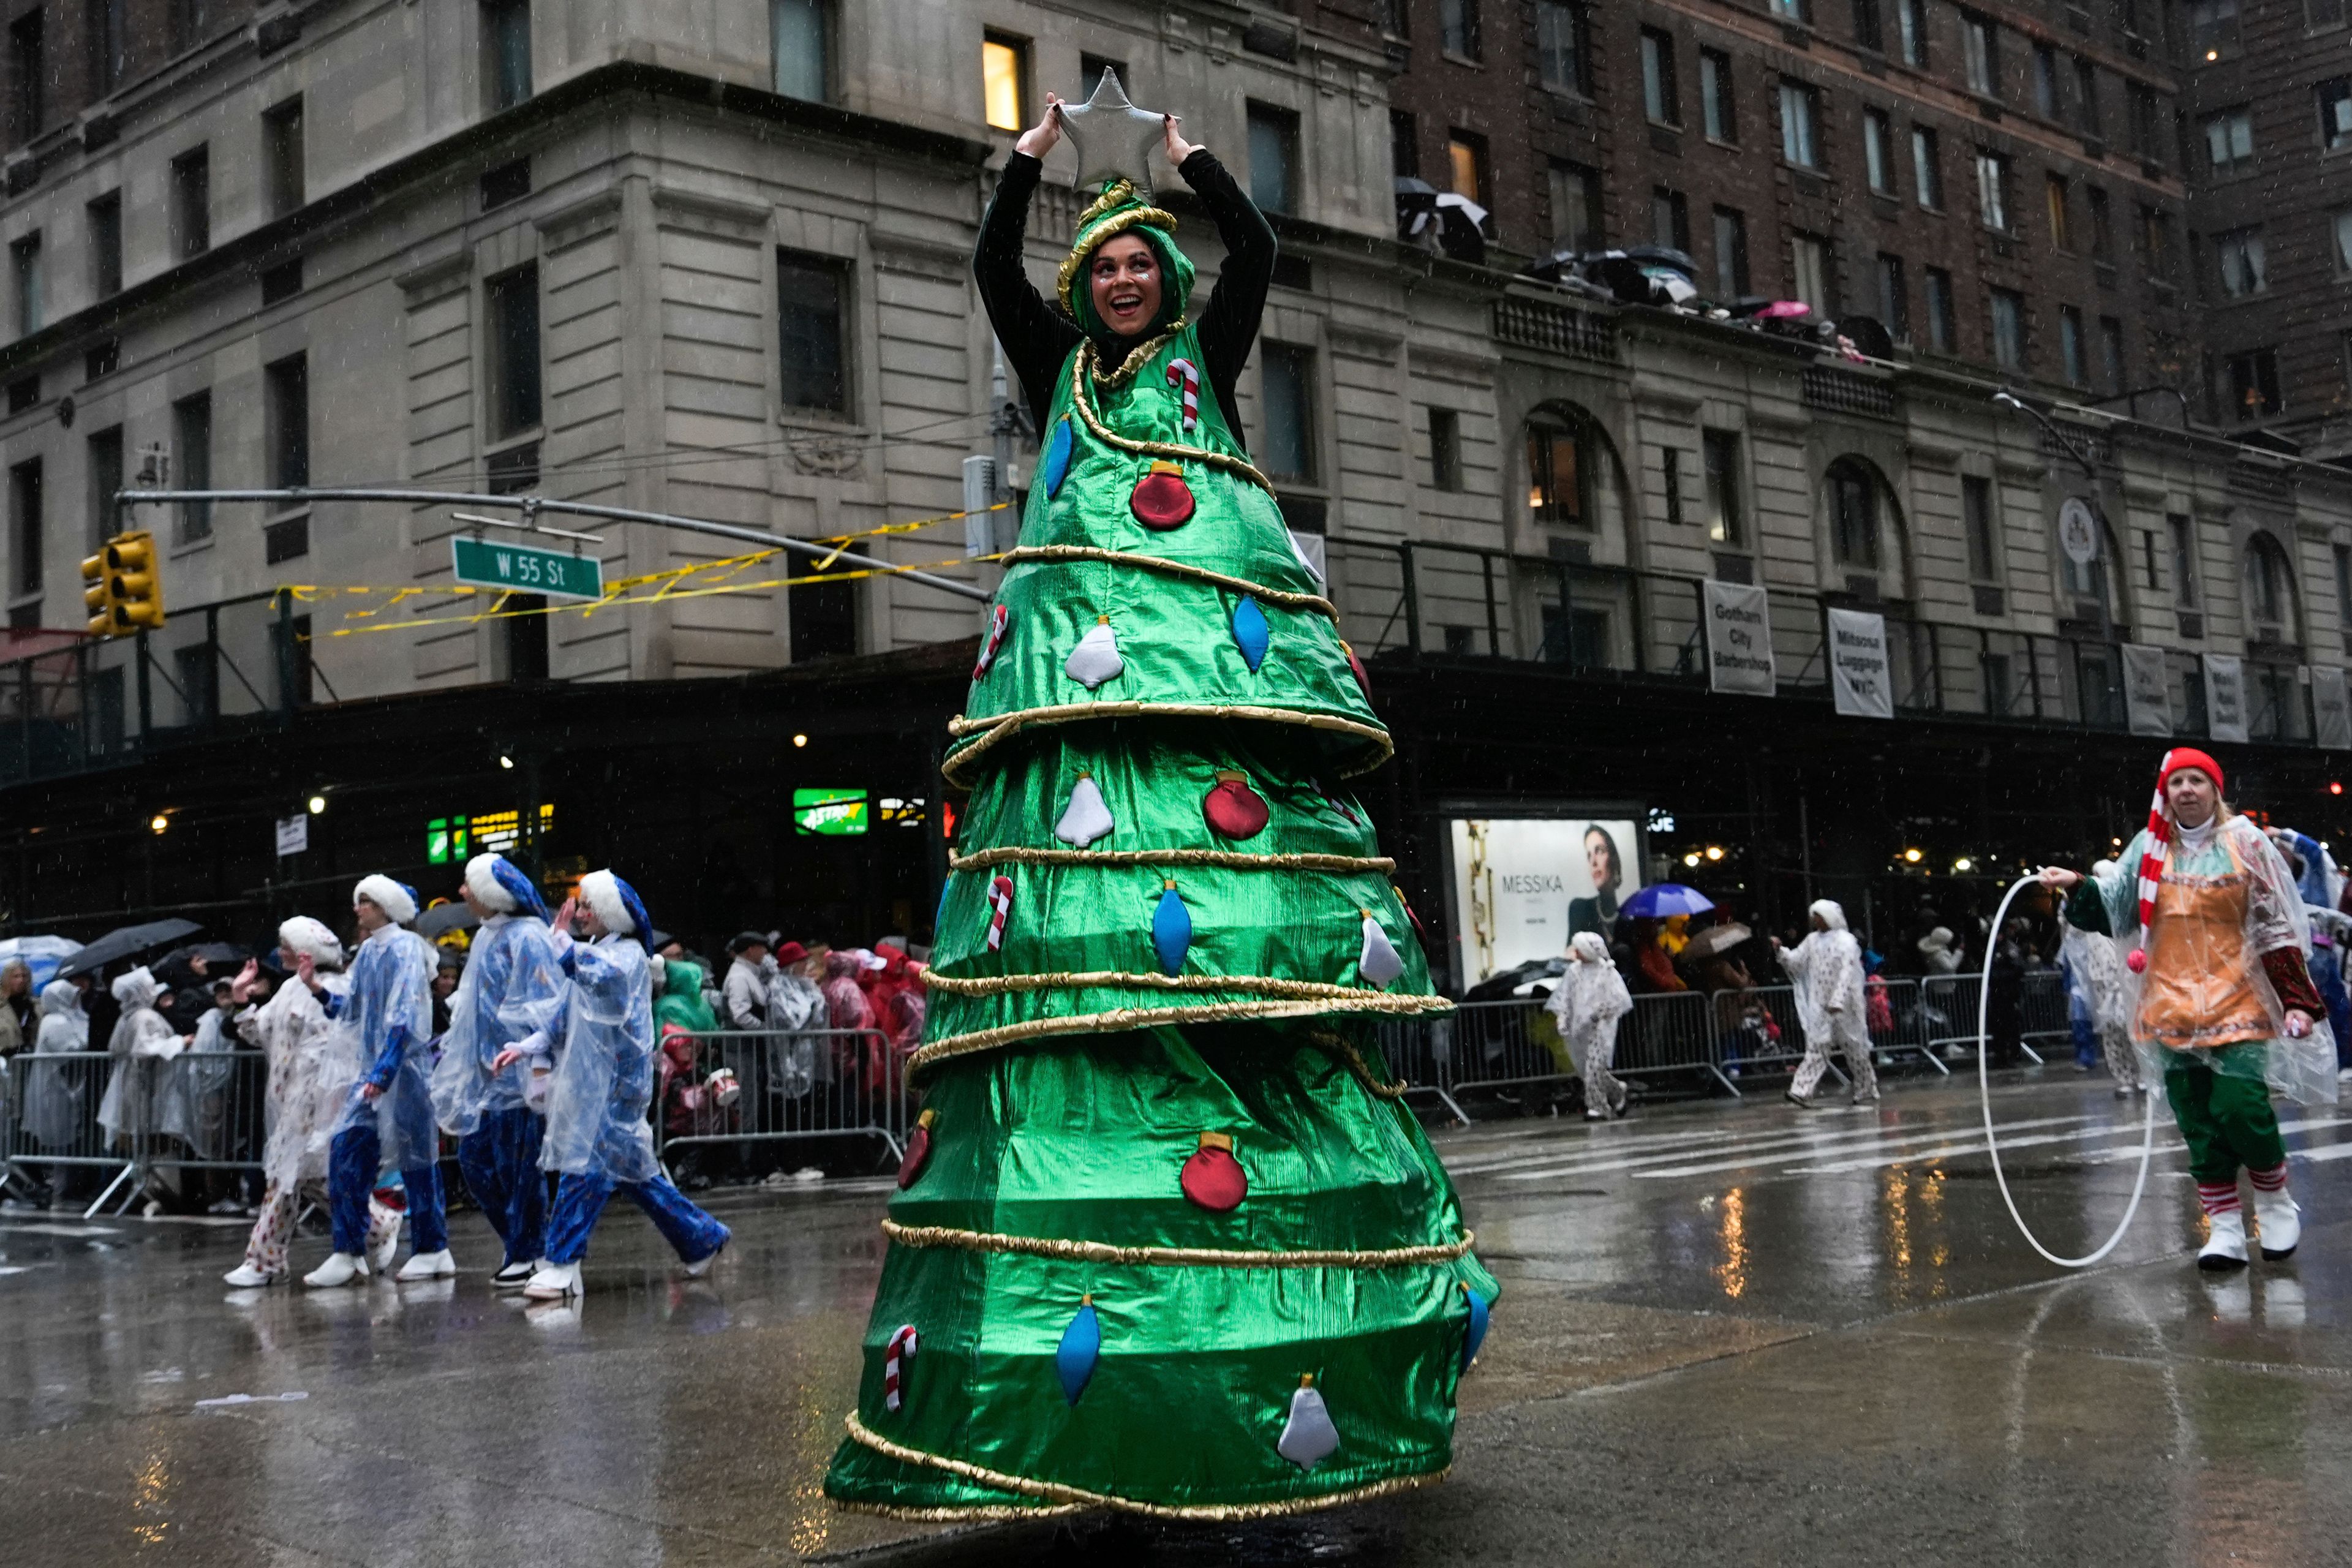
[823,181,1495,1520]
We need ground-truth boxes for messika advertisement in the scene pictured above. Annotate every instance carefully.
[1448,815,1646,986]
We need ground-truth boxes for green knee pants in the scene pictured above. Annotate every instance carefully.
[2164,1046,2286,1183]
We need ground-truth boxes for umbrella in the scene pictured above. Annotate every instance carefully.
[0,934,83,988]
[417,902,479,939]
[55,918,202,979]
[160,941,247,967]
[1617,884,1716,921]
[1684,922,1753,960]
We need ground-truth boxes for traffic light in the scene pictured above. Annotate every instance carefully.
[80,531,164,636]
[80,548,111,635]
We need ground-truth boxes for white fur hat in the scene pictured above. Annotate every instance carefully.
[353,874,419,925]
[465,853,514,913]
[579,869,649,938]
[277,916,344,970]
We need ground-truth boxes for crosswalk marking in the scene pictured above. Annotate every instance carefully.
[1499,1114,2099,1183]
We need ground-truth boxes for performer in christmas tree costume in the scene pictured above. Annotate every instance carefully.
[824,75,1493,1520]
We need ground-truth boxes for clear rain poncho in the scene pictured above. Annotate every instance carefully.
[428,911,566,1136]
[326,924,440,1170]
[97,968,181,1145]
[2085,813,2339,1106]
[1544,931,1633,1078]
[1778,900,1870,1050]
[541,932,662,1185]
[240,968,355,1192]
[21,979,88,1150]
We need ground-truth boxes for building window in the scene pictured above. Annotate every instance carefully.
[88,0,125,97]
[1650,187,1689,252]
[2215,227,2266,296]
[2244,534,2299,640]
[2168,513,2198,606]
[1924,265,1956,351]
[2320,78,2352,151]
[1713,206,1751,296]
[1703,429,1743,546]
[1876,251,1909,339]
[1770,0,1810,20]
[1779,80,1821,166]
[1852,0,1884,51]
[1974,149,2010,230]
[1962,13,1998,97]
[2098,316,2125,391]
[1962,474,1999,581]
[263,96,304,219]
[2336,210,2352,274]
[1828,460,1882,568]
[2059,305,2087,385]
[777,249,849,414]
[772,0,831,101]
[1660,445,1686,527]
[1439,0,1481,59]
[2043,174,2070,250]
[2075,59,2102,136]
[263,355,309,494]
[86,191,120,299]
[1989,288,2026,369]
[1912,125,1943,208]
[1247,103,1299,214]
[1427,407,1462,491]
[85,425,119,551]
[167,0,208,56]
[1526,411,1591,529]
[1864,108,1894,193]
[9,232,38,337]
[1389,111,1418,179]
[484,263,541,440]
[170,146,209,258]
[2316,0,2350,28]
[2202,107,2254,175]
[1700,48,1735,141]
[981,32,1027,132]
[1536,1,1589,94]
[2032,42,2058,117]
[2088,186,2113,263]
[789,555,858,663]
[2188,0,2242,53]
[2224,347,2280,420]
[480,157,531,211]
[1897,0,1927,66]
[1079,54,1125,104]
[1550,160,1602,249]
[2127,83,2160,161]
[8,13,42,148]
[173,391,211,543]
[1790,230,1831,311]
[9,457,39,600]
[1261,344,1317,486]
[2138,203,2173,278]
[481,0,532,111]
[1449,130,1490,206]
[1642,29,1679,125]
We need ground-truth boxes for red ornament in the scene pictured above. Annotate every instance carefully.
[1129,461,1196,530]
[1202,770,1269,840]
[1182,1131,1247,1212]
[2127,947,2148,974]
[1341,639,1372,698]
[897,1108,937,1189]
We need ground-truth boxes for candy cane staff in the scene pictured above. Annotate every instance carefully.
[427,854,567,1288]
[513,871,729,1300]
[2040,748,2338,1270]
[305,877,445,1288]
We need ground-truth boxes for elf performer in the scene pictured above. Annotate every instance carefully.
[823,80,1492,1521]
[306,876,446,1287]
[2041,748,2338,1270]
[428,853,567,1287]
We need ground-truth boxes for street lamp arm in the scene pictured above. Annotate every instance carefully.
[1988,391,2100,486]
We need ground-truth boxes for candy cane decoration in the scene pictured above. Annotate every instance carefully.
[973,602,1011,678]
[986,875,1014,952]
[883,1324,919,1411]
[1165,358,1200,433]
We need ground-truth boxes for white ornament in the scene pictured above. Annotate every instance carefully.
[1276,1379,1340,1470]
[1065,617,1124,690]
[1358,912,1404,986]
[1055,774,1115,847]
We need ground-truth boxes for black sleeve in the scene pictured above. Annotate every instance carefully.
[974,152,1083,435]
[1177,149,1278,447]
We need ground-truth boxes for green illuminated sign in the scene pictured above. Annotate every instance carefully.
[793,787,869,837]
[450,537,604,600]
[426,816,469,865]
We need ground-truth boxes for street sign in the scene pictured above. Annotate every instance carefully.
[274,815,308,857]
[2057,497,2100,565]
[450,536,603,600]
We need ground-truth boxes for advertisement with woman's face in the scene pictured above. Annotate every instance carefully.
[1449,816,1645,986]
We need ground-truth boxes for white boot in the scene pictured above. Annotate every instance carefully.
[522,1261,580,1300]
[395,1248,456,1281]
[223,1263,279,1288]
[303,1252,369,1288]
[2198,1209,2250,1272]
[492,1259,535,1289]
[2253,1186,2302,1261]
[681,1239,728,1279]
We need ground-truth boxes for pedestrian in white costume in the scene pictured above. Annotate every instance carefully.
[1546,931,1634,1120]
[96,968,181,1150]
[22,978,89,1152]
[1776,899,1879,1109]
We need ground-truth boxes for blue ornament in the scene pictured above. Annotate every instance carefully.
[1058,1295,1102,1404]
[1152,882,1191,976]
[1461,1283,1490,1371]
[1231,596,1269,672]
[1042,418,1076,497]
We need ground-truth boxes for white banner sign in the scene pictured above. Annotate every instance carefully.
[2121,643,2173,737]
[1705,581,1776,696]
[274,814,309,858]
[2203,653,2250,744]
[1826,608,1893,718]
[2315,666,2352,750]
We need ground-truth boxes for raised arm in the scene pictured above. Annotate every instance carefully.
[976,102,1085,433]
[1177,144,1278,439]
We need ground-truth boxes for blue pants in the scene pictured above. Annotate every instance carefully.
[329,1124,446,1257]
[456,1107,547,1268]
[545,1170,729,1267]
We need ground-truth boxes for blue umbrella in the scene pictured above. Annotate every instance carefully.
[1617,883,1716,920]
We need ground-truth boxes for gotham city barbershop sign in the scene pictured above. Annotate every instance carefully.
[1705,581,1776,696]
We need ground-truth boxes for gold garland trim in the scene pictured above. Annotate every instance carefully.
[1055,198,1181,312]
[910,992,1453,1071]
[1071,341,1278,496]
[1306,1027,1413,1100]
[951,846,1393,874]
[840,1413,1450,1521]
[832,1499,1087,1522]
[942,700,1392,788]
[881,1218,1477,1269]
[999,545,1338,618]
[1087,322,1188,390]
[925,969,1403,1001]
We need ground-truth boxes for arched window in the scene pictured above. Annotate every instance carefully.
[1826,459,1882,569]
[1525,407,1596,529]
[2244,532,2301,643]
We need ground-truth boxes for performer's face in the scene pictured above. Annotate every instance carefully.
[2167,767,2218,828]
[1089,235,1162,337]
[353,899,389,935]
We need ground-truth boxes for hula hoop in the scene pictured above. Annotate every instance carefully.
[1975,874,2159,1268]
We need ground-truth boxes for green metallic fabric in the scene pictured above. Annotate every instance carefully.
[825,232,1488,1517]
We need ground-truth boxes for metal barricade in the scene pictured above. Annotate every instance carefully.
[139,1049,271,1178]
[1618,990,1730,1093]
[1,1051,139,1216]
[2018,968,2069,1057]
[1365,1012,1469,1126]
[1920,972,2046,1066]
[656,1027,905,1170]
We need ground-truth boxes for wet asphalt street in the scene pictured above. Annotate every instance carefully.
[6,1067,2351,1567]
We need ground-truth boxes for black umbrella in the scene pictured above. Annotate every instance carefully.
[160,941,249,967]
[56,918,203,979]
[417,903,479,939]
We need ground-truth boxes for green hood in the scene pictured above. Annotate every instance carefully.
[1057,179,1193,341]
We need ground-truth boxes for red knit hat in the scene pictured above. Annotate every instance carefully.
[2129,747,2227,970]
[2159,747,2225,799]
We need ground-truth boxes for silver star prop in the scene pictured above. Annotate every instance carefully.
[1055,68,1168,202]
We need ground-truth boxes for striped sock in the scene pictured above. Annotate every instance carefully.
[2196,1180,2242,1216]
[2248,1163,2289,1193]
